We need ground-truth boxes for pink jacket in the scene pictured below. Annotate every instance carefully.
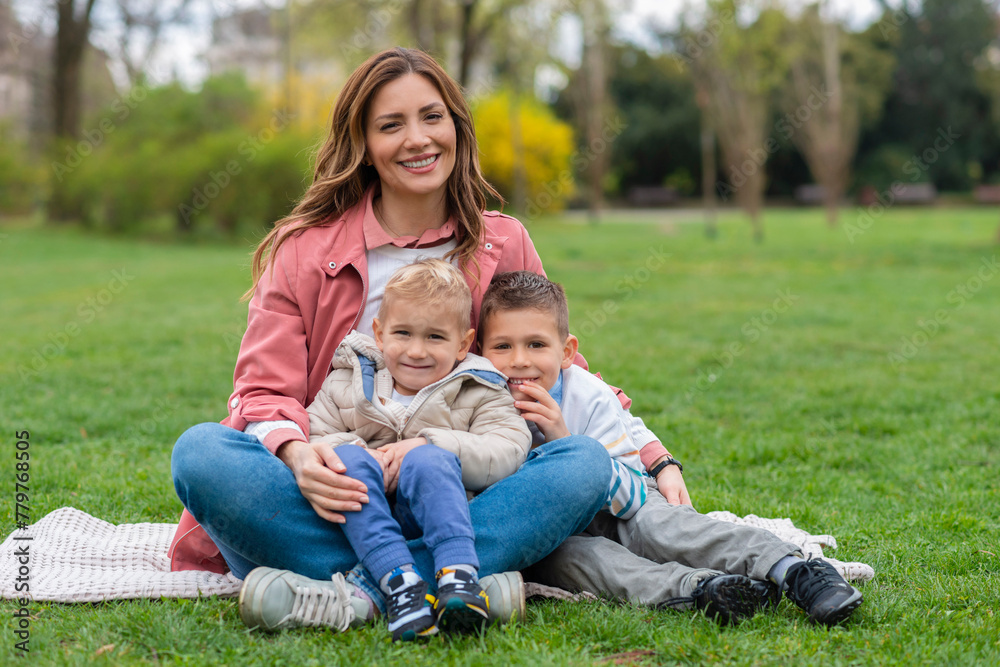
[168,186,666,572]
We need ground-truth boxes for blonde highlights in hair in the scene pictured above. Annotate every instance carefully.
[379,259,473,331]
[243,48,501,301]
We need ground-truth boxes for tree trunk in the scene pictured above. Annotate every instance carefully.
[580,0,607,224]
[458,0,478,87]
[408,0,432,52]
[700,120,717,239]
[50,0,97,222]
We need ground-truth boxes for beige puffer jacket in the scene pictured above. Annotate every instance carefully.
[306,331,531,492]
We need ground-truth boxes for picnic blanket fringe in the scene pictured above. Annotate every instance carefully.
[0,507,873,604]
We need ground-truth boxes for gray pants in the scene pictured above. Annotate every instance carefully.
[524,482,801,607]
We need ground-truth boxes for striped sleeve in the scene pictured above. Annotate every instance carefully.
[569,376,648,519]
[606,459,647,519]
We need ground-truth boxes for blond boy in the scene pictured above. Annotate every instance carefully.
[304,260,531,640]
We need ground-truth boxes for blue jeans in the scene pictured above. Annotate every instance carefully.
[171,423,609,586]
[336,443,478,583]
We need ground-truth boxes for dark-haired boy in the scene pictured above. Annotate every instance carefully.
[477,271,863,626]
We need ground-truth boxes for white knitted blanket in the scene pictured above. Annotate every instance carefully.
[0,507,873,603]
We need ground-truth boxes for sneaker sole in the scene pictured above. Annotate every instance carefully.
[704,579,759,625]
[480,571,526,624]
[436,596,489,635]
[238,567,285,632]
[395,623,439,642]
[813,589,863,626]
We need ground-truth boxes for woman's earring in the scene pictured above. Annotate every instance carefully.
[362,156,372,166]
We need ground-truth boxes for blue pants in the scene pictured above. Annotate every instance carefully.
[171,423,609,588]
[336,443,477,583]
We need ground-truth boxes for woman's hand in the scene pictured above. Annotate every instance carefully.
[276,440,370,523]
[377,437,428,493]
[512,381,570,442]
[655,464,692,507]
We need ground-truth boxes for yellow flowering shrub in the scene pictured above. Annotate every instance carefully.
[473,90,575,216]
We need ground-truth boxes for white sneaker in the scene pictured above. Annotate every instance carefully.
[479,571,525,624]
[238,567,370,632]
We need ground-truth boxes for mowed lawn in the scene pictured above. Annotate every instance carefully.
[1,207,999,665]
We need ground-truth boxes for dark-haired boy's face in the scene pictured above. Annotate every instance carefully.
[480,308,575,403]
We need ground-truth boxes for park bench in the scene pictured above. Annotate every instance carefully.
[973,184,1000,204]
[794,184,826,205]
[627,186,679,207]
[858,183,937,206]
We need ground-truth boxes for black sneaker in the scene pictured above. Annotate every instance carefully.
[784,559,863,626]
[385,570,438,642]
[663,574,760,625]
[751,578,782,611]
[433,568,489,634]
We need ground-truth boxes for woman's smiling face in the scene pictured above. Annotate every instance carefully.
[364,73,457,200]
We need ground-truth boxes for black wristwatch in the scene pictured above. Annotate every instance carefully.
[649,457,683,478]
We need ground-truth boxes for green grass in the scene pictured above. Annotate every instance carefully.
[2,207,999,665]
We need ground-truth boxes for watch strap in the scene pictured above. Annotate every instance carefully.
[649,457,683,477]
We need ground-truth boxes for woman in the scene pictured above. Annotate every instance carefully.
[170,47,681,632]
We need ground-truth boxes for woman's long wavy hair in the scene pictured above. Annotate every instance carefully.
[243,47,502,301]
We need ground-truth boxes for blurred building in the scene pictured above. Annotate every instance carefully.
[204,5,344,122]
[0,2,49,143]
[205,7,285,88]
[1,3,118,148]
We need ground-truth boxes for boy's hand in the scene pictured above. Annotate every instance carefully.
[655,463,693,506]
[377,437,428,493]
[513,381,571,442]
[365,448,392,492]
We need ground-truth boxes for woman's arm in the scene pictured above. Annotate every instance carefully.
[226,238,313,454]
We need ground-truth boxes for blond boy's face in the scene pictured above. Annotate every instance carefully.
[480,308,577,403]
[373,299,475,396]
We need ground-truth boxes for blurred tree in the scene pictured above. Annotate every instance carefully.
[492,2,563,214]
[602,45,700,199]
[697,87,719,238]
[54,0,97,141]
[50,0,98,221]
[63,73,312,236]
[455,0,522,87]
[682,0,792,241]
[473,89,575,217]
[577,0,610,222]
[780,3,894,226]
[862,0,997,190]
[109,0,193,87]
[293,0,533,89]
[0,124,45,214]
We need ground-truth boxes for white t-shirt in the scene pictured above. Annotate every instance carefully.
[355,241,458,338]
